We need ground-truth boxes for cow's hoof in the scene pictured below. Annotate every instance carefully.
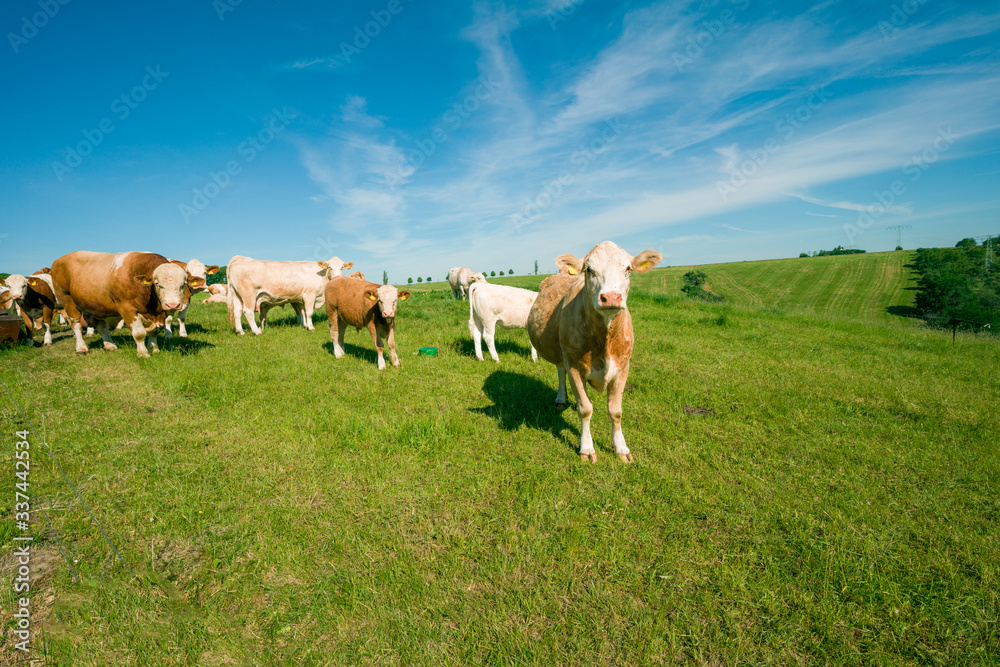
[617,452,634,463]
[43,342,51,347]
[555,400,567,408]
[137,352,150,359]
[150,347,160,354]
[76,349,89,356]
[580,452,597,463]
[103,342,118,351]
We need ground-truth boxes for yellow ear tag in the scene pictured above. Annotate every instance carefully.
[641,261,650,270]
[567,266,578,275]
[368,293,378,301]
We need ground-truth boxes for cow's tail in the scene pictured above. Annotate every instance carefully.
[467,282,478,339]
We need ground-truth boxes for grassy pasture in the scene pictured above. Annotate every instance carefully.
[0,254,998,665]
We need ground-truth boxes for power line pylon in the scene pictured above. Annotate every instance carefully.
[886,225,912,248]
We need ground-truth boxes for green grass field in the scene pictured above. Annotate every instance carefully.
[415,250,919,324]
[1,252,997,665]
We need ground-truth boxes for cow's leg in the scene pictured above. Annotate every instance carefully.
[330,311,346,358]
[129,316,150,358]
[566,366,596,462]
[469,313,484,361]
[245,297,262,335]
[70,319,88,354]
[302,295,317,330]
[483,317,500,363]
[164,315,173,339]
[177,305,188,337]
[97,319,117,351]
[369,322,386,370]
[607,362,632,463]
[41,306,53,346]
[554,366,568,406]
[58,312,66,325]
[386,325,400,368]
[292,302,305,327]
[60,301,87,353]
[529,342,538,362]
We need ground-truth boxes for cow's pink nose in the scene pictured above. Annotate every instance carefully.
[163,302,181,311]
[599,292,623,308]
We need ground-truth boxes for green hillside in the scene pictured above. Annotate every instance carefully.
[408,251,918,323]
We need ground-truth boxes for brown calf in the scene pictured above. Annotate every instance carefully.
[325,276,411,370]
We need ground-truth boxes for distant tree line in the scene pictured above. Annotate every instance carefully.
[912,236,999,332]
[799,246,866,258]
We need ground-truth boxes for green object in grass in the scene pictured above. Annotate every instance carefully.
[418,346,438,356]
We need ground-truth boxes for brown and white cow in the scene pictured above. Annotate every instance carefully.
[164,258,220,338]
[447,267,487,300]
[8,271,63,346]
[227,256,353,335]
[348,271,366,281]
[50,251,188,357]
[468,282,538,363]
[325,276,410,370]
[527,241,661,462]
[0,285,12,313]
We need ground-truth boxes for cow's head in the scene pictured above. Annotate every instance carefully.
[470,272,487,284]
[349,271,366,280]
[318,257,354,279]
[2,274,27,300]
[183,259,220,293]
[364,285,410,319]
[136,263,188,312]
[555,241,661,313]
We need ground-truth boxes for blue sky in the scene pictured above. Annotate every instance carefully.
[2,0,999,281]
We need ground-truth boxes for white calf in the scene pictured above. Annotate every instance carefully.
[468,282,538,362]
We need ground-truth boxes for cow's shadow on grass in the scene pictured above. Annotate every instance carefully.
[451,337,535,361]
[321,340,378,365]
[470,370,578,452]
[85,334,215,356]
[260,310,329,329]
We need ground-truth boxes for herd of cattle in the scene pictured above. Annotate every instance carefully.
[1,241,661,461]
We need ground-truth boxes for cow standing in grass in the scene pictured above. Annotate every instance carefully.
[227,256,353,334]
[468,282,538,362]
[50,251,188,358]
[447,267,486,300]
[527,241,661,462]
[325,276,410,370]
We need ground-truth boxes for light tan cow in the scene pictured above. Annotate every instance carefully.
[202,284,228,304]
[226,256,353,335]
[50,251,188,358]
[447,267,486,300]
[468,282,538,362]
[527,241,661,462]
[325,276,410,370]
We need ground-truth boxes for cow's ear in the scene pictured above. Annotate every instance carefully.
[555,254,583,275]
[365,289,379,302]
[631,250,663,273]
[317,261,330,269]
[398,291,411,301]
[26,277,40,288]
[343,261,354,270]
[189,277,206,290]
[135,275,153,286]
[0,278,5,286]
[205,265,220,275]
[38,267,51,274]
